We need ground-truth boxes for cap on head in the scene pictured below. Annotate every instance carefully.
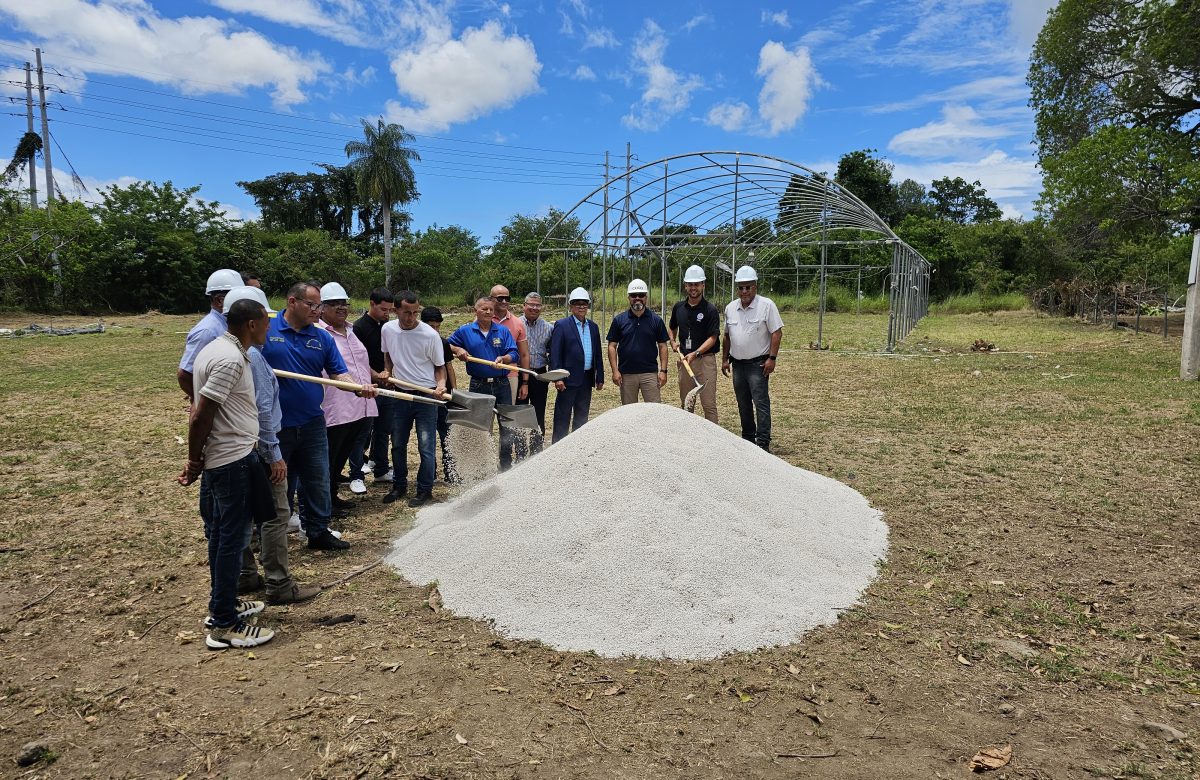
[627,278,649,295]
[734,265,758,283]
[320,282,349,302]
[568,286,591,303]
[206,268,242,294]
[420,306,443,323]
[683,265,706,283]
[223,285,274,315]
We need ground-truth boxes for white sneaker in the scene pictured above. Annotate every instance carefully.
[378,469,394,482]
[329,529,343,539]
[349,478,367,494]
[364,460,375,475]
[287,513,301,534]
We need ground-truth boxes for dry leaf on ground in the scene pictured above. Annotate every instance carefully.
[968,744,1012,771]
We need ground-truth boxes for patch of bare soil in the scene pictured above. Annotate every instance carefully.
[0,313,1196,779]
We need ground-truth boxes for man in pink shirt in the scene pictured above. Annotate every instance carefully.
[318,283,380,513]
[490,284,530,463]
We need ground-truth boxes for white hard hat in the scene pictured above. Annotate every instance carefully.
[568,286,591,303]
[734,265,758,283]
[320,282,349,301]
[627,278,649,295]
[683,265,706,283]
[223,285,275,315]
[206,268,242,294]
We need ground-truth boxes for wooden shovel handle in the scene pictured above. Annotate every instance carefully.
[388,377,451,400]
[272,369,443,404]
[462,354,534,377]
[670,341,699,380]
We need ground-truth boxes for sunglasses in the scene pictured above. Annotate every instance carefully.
[628,293,648,299]
[492,295,511,302]
[570,301,590,307]
[736,284,755,291]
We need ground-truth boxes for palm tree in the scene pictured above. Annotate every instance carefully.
[345,119,420,285]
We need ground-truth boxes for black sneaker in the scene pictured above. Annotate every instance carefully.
[237,574,265,594]
[308,531,350,551]
[407,491,433,508]
[382,487,407,504]
[331,496,355,511]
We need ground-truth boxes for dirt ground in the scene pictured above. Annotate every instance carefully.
[0,309,1197,779]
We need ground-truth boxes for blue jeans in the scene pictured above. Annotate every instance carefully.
[200,451,257,627]
[731,358,772,451]
[278,415,333,539]
[365,395,395,477]
[391,399,437,494]
[469,376,514,469]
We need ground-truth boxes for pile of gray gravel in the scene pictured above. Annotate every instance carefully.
[387,403,888,659]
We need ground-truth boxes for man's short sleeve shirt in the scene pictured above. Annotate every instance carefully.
[381,320,446,388]
[669,298,721,355]
[724,295,784,360]
[606,310,669,374]
[193,332,258,469]
[260,314,348,428]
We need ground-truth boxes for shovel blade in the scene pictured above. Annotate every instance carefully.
[445,389,495,432]
[534,368,570,382]
[495,403,541,433]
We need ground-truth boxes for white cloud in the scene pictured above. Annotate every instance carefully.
[571,64,597,81]
[0,0,327,106]
[622,20,703,132]
[761,9,790,28]
[582,27,619,49]
[1007,0,1057,49]
[868,75,1028,114]
[756,41,820,136]
[888,104,1015,158]
[385,18,541,132]
[892,150,1042,215]
[683,14,711,33]
[705,101,751,132]
[208,0,369,47]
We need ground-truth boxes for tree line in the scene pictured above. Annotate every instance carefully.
[1,0,1195,313]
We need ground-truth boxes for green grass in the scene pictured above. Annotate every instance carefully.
[930,291,1028,314]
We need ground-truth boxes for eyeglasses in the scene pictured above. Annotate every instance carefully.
[628,293,647,299]
[736,284,755,291]
[296,298,321,309]
[570,301,590,307]
[492,295,510,302]
[325,301,349,309]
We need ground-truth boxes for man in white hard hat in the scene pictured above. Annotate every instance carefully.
[722,265,784,452]
[178,294,276,649]
[669,265,721,423]
[261,282,376,552]
[177,268,242,401]
[223,287,321,606]
[318,282,379,513]
[607,278,670,404]
[548,287,604,442]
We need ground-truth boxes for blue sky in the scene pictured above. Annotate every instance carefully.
[1,0,1056,244]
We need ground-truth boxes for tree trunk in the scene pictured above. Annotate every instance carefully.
[383,205,392,287]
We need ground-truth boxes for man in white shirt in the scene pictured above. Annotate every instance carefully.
[721,265,784,452]
[381,290,447,507]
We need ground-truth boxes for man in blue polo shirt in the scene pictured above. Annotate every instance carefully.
[448,297,519,471]
[261,281,376,551]
[607,278,670,404]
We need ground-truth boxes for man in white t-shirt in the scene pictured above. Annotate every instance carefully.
[381,290,447,507]
[179,297,276,650]
[721,266,784,452]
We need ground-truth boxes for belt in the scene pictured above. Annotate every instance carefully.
[730,354,769,365]
[470,376,505,384]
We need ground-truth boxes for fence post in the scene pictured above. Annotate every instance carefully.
[1180,231,1200,379]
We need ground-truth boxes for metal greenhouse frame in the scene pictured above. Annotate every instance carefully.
[536,151,929,351]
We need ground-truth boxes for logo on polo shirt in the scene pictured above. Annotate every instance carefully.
[305,338,323,350]
[697,313,705,320]
[269,336,285,342]
[492,337,501,347]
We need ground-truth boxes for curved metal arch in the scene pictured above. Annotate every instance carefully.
[536,151,929,350]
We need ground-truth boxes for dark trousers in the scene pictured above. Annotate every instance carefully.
[468,376,514,469]
[327,417,370,489]
[391,399,438,494]
[731,358,771,451]
[518,370,549,454]
[552,371,594,444]
[200,451,257,627]
[366,395,395,477]
[279,416,332,539]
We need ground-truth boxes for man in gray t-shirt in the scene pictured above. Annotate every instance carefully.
[179,298,277,650]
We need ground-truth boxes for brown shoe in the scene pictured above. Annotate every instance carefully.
[266,583,322,605]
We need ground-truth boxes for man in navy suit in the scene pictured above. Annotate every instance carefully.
[548,287,605,443]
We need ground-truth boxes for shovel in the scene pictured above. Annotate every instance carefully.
[672,343,703,414]
[494,404,541,433]
[460,354,570,383]
[387,378,496,433]
[272,369,445,406]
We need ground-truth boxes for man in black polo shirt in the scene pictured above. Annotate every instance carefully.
[669,265,721,423]
[606,278,670,404]
[351,288,395,489]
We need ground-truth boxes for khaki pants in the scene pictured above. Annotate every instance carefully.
[678,353,718,423]
[241,475,295,595]
[619,372,661,404]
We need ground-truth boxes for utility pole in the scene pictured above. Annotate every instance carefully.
[35,47,61,301]
[1180,230,1200,380]
[25,62,37,208]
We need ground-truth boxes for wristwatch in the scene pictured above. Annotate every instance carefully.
[767,355,778,360]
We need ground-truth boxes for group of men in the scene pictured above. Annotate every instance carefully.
[176,263,784,649]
